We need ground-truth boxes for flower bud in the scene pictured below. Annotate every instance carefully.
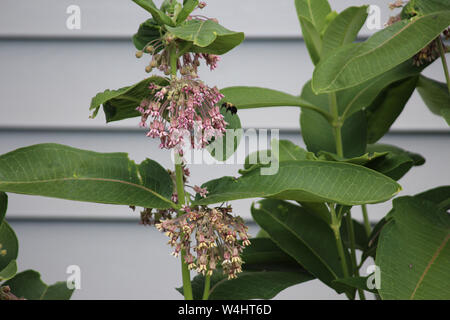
[145,65,153,73]
[145,46,154,53]
[135,50,143,58]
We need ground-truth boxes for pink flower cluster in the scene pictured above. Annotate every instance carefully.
[137,78,227,155]
[155,205,251,279]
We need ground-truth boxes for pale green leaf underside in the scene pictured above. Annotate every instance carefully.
[196,160,401,206]
[0,144,175,209]
[313,11,450,93]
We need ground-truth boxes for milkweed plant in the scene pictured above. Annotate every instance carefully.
[0,0,449,300]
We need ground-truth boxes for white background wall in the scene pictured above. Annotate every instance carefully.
[1,0,449,299]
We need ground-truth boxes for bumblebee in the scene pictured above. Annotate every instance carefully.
[221,102,238,115]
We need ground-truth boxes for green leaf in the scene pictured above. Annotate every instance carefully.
[166,20,244,55]
[366,144,425,181]
[195,160,401,206]
[220,86,330,119]
[133,19,161,52]
[132,0,175,26]
[90,76,169,122]
[366,76,419,143]
[415,185,450,211]
[317,150,388,166]
[0,192,6,225]
[312,11,450,93]
[0,260,17,282]
[339,60,427,119]
[4,270,74,300]
[322,6,368,55]
[206,107,242,161]
[241,140,316,175]
[376,196,450,300]
[176,0,198,24]
[416,75,450,126]
[0,143,175,209]
[177,238,314,300]
[295,0,332,64]
[42,282,75,300]
[0,221,18,272]
[300,81,368,157]
[251,199,347,289]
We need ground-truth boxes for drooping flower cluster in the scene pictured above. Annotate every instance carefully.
[136,77,227,155]
[155,205,251,279]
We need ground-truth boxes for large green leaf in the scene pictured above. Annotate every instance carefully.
[376,195,450,300]
[252,200,347,289]
[177,238,314,300]
[166,19,244,55]
[0,221,18,272]
[0,143,175,209]
[220,86,330,119]
[366,76,419,143]
[206,107,242,161]
[195,160,401,206]
[295,0,332,64]
[4,270,74,300]
[416,75,450,126]
[90,76,169,122]
[322,6,368,55]
[300,81,368,157]
[132,0,175,26]
[366,144,425,181]
[312,11,450,93]
[133,19,162,52]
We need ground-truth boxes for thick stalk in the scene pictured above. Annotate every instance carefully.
[437,38,450,94]
[361,204,371,237]
[170,45,193,300]
[345,211,366,300]
[328,92,343,157]
[330,205,349,279]
[202,273,211,300]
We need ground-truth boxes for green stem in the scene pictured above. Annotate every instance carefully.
[437,38,450,94]
[175,162,193,300]
[330,205,349,279]
[361,204,371,237]
[345,211,366,300]
[328,92,343,157]
[170,44,193,300]
[202,273,211,300]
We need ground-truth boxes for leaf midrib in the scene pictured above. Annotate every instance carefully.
[324,13,443,91]
[410,233,450,299]
[0,176,175,207]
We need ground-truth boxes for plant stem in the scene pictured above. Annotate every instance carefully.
[361,204,371,237]
[170,44,193,300]
[437,38,450,94]
[202,273,211,300]
[330,205,349,279]
[328,92,343,157]
[175,161,193,300]
[345,211,366,300]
